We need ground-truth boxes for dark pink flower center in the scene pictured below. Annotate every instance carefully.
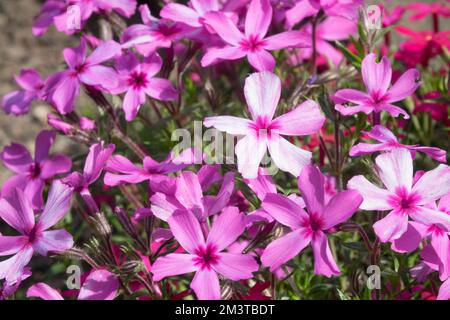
[239,35,267,52]
[157,24,181,38]
[249,116,279,138]
[301,213,324,234]
[128,71,148,90]
[27,226,42,244]
[193,244,219,270]
[370,90,388,106]
[427,224,446,236]
[74,63,88,75]
[28,162,42,179]
[388,187,421,213]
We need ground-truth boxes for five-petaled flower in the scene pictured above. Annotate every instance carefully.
[201,0,310,71]
[261,164,363,276]
[151,207,259,300]
[0,181,74,283]
[0,130,72,209]
[334,53,421,119]
[348,148,450,243]
[204,71,325,179]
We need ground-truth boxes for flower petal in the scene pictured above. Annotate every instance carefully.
[361,53,392,95]
[0,143,33,174]
[268,135,311,177]
[247,50,275,71]
[175,171,205,217]
[437,278,450,300]
[160,3,201,27]
[27,283,64,300]
[375,148,413,192]
[244,71,280,120]
[349,142,389,157]
[191,268,221,300]
[243,168,276,201]
[264,31,310,50]
[298,164,325,215]
[431,231,450,281]
[34,130,55,163]
[203,116,251,135]
[245,0,272,38]
[207,207,245,251]
[0,235,28,256]
[412,164,450,205]
[322,190,363,230]
[335,104,373,116]
[274,100,325,136]
[333,89,370,105]
[261,229,311,272]
[151,253,197,281]
[409,207,450,232]
[201,46,246,67]
[80,65,119,89]
[37,180,73,231]
[145,78,178,101]
[377,103,410,119]
[235,134,267,179]
[168,209,205,254]
[33,229,73,256]
[262,193,306,229]
[373,210,409,242]
[386,69,420,103]
[311,231,340,277]
[0,246,33,282]
[78,269,120,300]
[391,221,427,253]
[347,175,393,211]
[86,40,121,65]
[203,12,244,46]
[40,155,72,180]
[0,188,35,234]
[213,252,258,280]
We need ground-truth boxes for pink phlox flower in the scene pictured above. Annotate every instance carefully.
[284,0,361,29]
[411,244,450,300]
[394,193,450,280]
[44,38,121,114]
[204,71,325,179]
[0,267,31,300]
[2,69,45,116]
[63,142,115,213]
[348,149,450,244]
[380,4,405,27]
[260,164,363,276]
[160,0,236,30]
[334,53,421,119]
[0,181,74,283]
[414,91,448,123]
[0,130,72,209]
[104,148,196,187]
[201,0,310,71]
[406,2,450,22]
[111,52,178,121]
[350,125,447,162]
[394,26,450,68]
[296,16,357,67]
[151,169,235,222]
[27,269,119,300]
[33,0,137,36]
[121,5,195,56]
[151,207,259,300]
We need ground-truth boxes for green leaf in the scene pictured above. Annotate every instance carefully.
[337,288,350,300]
[335,41,362,69]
